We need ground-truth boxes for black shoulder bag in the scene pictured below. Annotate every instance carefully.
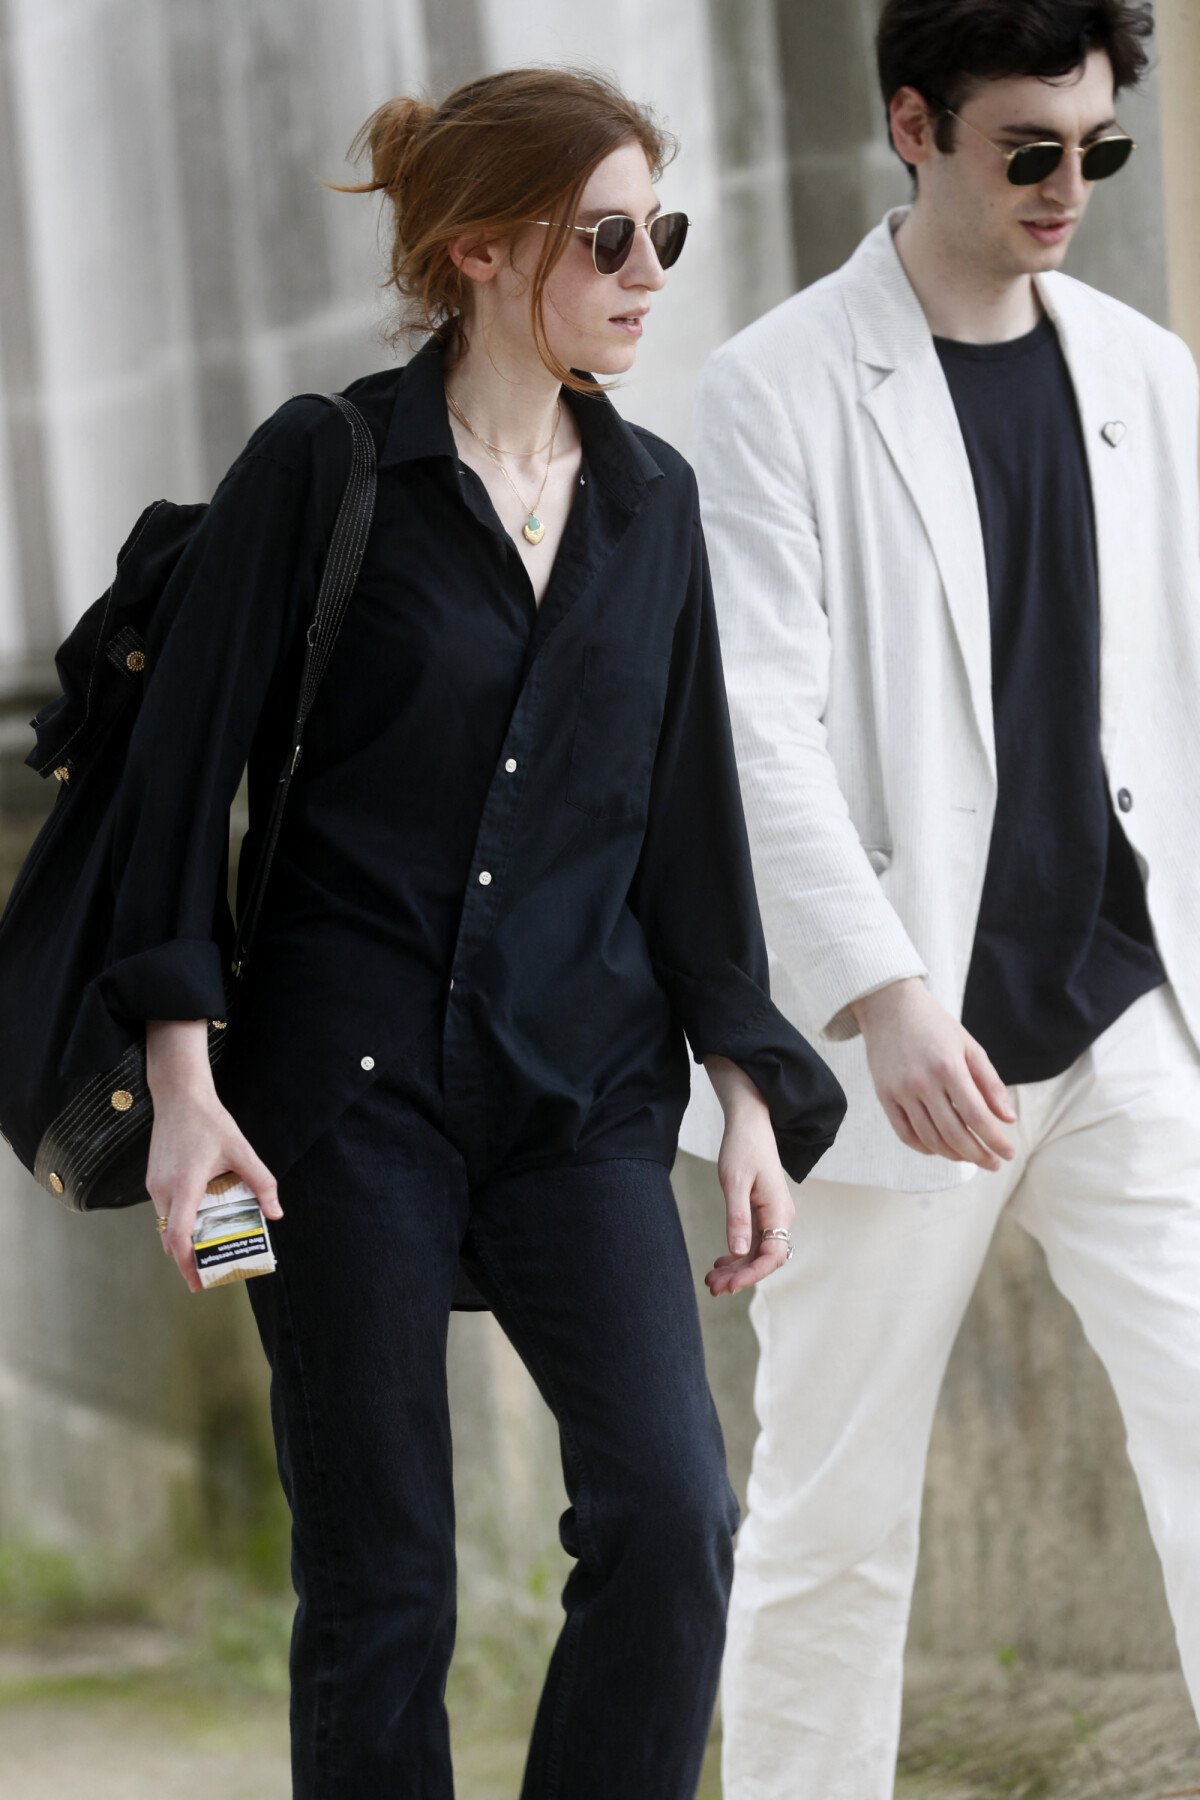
[0,393,377,1212]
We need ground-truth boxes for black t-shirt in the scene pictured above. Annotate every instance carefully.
[934,313,1164,1085]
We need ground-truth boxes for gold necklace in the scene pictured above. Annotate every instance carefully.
[445,390,560,546]
[443,392,559,457]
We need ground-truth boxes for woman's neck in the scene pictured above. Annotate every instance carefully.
[443,332,565,458]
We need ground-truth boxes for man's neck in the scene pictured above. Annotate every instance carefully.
[893,205,1043,345]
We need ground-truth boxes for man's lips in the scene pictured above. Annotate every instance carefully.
[1021,217,1077,242]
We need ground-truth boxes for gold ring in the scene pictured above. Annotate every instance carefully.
[154,1213,169,1234]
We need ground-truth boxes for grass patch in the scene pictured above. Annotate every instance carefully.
[0,1541,153,1640]
[897,1671,1096,1799]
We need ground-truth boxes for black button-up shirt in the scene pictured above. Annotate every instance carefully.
[74,335,844,1187]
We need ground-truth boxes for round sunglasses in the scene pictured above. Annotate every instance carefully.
[944,107,1136,186]
[528,211,690,275]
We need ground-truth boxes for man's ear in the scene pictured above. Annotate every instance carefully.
[890,84,939,171]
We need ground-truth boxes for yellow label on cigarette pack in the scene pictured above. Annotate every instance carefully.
[192,1179,276,1289]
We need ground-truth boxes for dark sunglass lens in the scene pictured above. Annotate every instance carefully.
[592,216,636,274]
[1081,136,1134,181]
[1007,143,1064,186]
[650,213,689,269]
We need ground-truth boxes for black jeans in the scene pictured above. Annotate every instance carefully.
[247,1058,738,1799]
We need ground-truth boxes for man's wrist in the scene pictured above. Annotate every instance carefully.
[849,975,924,1035]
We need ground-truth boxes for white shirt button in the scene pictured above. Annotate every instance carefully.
[504,758,518,773]
[478,870,492,886]
[449,978,455,991]
[360,1055,375,1071]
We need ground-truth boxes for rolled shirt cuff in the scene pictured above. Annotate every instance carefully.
[658,957,848,1184]
[63,938,228,1080]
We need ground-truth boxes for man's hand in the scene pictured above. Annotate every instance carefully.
[851,978,1016,1170]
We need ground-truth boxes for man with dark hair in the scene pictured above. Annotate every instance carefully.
[680,1,1200,1792]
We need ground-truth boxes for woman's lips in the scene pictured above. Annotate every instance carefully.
[609,312,645,336]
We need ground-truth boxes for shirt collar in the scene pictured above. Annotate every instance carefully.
[379,331,665,511]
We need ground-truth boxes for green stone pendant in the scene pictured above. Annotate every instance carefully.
[523,513,546,546]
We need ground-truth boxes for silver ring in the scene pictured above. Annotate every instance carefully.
[762,1228,794,1262]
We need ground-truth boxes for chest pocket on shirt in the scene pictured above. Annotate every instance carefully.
[566,642,667,823]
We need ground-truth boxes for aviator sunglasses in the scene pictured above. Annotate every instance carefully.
[942,106,1137,185]
[528,210,690,274]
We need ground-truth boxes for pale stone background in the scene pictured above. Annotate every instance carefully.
[0,0,1197,1690]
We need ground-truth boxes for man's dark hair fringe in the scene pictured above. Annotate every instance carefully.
[875,0,1155,171]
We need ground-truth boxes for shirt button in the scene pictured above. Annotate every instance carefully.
[478,870,492,886]
[504,758,518,773]
[449,978,455,991]
[360,1055,375,1071]
[1117,788,1133,813]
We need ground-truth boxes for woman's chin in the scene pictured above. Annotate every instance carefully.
[581,338,641,376]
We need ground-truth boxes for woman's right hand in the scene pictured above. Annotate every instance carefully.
[145,1019,282,1292]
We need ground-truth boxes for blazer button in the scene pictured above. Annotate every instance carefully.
[504,758,518,774]
[360,1055,375,1071]
[1117,788,1133,813]
[478,870,492,886]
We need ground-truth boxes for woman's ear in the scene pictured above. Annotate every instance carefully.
[448,234,502,287]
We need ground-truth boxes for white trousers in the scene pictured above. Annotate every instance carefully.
[722,984,1200,1799]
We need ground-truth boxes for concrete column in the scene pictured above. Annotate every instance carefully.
[771,0,907,290]
[704,0,797,334]
[1158,0,1200,359]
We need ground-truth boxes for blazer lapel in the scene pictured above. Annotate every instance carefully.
[1035,272,1137,762]
[844,217,996,774]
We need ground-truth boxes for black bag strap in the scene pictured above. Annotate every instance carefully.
[231,392,377,979]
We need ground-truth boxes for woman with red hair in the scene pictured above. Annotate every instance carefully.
[95,67,844,1798]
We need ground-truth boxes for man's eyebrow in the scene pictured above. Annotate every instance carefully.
[998,115,1118,139]
[575,202,664,225]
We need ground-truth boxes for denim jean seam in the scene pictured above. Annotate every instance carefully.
[276,1261,348,1795]
[464,1229,598,1798]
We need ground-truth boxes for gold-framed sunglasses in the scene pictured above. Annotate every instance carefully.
[527,211,690,274]
[942,107,1136,185]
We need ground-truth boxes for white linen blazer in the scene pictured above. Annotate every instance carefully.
[680,207,1200,1190]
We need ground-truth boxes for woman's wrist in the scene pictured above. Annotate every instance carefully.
[146,1018,215,1102]
[703,1053,769,1126]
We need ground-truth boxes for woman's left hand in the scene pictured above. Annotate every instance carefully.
[703,1055,796,1298]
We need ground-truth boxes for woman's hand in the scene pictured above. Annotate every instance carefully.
[702,1054,795,1298]
[145,1019,282,1292]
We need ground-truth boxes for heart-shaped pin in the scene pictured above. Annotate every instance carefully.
[1102,420,1126,447]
